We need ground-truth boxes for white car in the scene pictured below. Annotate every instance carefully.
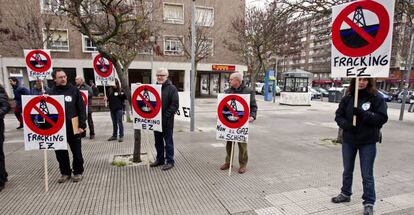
[255,82,281,95]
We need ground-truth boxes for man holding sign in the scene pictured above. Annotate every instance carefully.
[150,68,179,171]
[48,70,87,183]
[219,72,257,174]
[76,76,95,139]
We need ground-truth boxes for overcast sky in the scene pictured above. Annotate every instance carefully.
[246,0,268,9]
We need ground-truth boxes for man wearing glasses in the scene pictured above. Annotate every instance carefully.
[150,68,179,171]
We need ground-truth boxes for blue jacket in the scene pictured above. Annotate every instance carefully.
[12,84,30,109]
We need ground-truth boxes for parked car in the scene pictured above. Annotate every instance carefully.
[377,90,392,102]
[308,87,322,100]
[255,82,281,95]
[397,90,414,103]
[313,87,329,97]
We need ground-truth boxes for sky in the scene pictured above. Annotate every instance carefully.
[246,0,268,9]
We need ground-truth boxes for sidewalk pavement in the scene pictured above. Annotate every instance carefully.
[1,97,414,215]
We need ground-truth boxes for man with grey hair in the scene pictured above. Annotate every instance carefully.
[150,68,179,171]
[75,75,95,139]
[220,72,257,174]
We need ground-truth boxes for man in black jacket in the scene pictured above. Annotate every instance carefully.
[0,84,11,192]
[48,70,87,183]
[76,76,95,139]
[219,72,257,174]
[150,68,179,171]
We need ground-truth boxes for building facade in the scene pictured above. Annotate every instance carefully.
[0,0,247,97]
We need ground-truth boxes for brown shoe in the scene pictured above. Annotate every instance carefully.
[238,167,246,174]
[57,175,71,183]
[73,174,83,183]
[220,163,230,170]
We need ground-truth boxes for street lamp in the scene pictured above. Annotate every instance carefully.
[149,35,156,83]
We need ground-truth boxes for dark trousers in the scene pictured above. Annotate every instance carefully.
[408,103,414,112]
[110,109,124,138]
[341,142,377,205]
[87,112,95,136]
[14,106,22,126]
[54,133,84,176]
[154,128,174,165]
[225,141,248,167]
[0,120,7,185]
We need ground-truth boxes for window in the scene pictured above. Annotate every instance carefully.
[82,35,97,52]
[164,36,183,56]
[196,6,214,27]
[41,0,65,13]
[199,39,214,56]
[44,29,69,51]
[164,3,184,24]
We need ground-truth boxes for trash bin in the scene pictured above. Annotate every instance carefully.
[328,90,343,103]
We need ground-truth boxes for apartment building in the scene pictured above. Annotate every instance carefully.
[278,1,414,90]
[0,0,247,97]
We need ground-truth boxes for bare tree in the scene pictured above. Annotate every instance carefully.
[0,0,63,56]
[226,2,300,91]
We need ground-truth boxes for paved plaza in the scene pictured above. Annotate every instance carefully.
[1,98,414,215]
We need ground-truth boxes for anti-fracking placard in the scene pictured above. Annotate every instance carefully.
[331,0,394,78]
[80,90,88,115]
[24,49,53,81]
[22,95,67,151]
[216,94,250,143]
[92,53,115,86]
[176,92,191,122]
[131,84,162,132]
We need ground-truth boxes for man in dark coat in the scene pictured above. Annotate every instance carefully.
[220,72,257,174]
[150,68,179,171]
[0,84,11,192]
[48,70,87,183]
[9,77,30,129]
[76,76,95,139]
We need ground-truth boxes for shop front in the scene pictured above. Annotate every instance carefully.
[196,65,235,97]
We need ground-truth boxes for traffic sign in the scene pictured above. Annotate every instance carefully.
[131,84,162,132]
[331,0,395,78]
[22,95,67,151]
[216,94,250,143]
[24,49,53,81]
[93,53,113,78]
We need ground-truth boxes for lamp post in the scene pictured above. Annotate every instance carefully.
[149,35,156,82]
[190,0,196,131]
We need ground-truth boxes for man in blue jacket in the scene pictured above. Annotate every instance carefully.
[9,77,30,129]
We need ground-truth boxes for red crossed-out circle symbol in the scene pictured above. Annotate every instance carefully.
[23,96,65,136]
[132,85,161,119]
[332,1,389,57]
[93,54,113,78]
[25,50,52,73]
[80,91,88,108]
[217,95,249,129]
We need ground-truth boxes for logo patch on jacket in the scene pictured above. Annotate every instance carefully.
[362,102,371,111]
[65,96,72,102]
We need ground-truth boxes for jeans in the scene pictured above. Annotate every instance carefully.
[54,132,84,175]
[225,141,248,167]
[341,142,377,205]
[110,109,124,138]
[154,128,174,165]
[87,112,95,136]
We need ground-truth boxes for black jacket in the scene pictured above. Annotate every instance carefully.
[107,88,126,111]
[224,83,258,120]
[335,89,388,146]
[48,84,87,132]
[159,80,179,129]
[12,84,30,109]
[0,86,11,120]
